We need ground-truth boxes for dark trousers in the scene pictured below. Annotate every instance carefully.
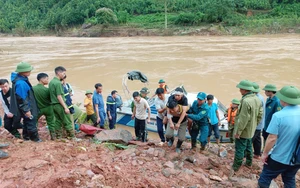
[252,130,262,156]
[156,117,165,142]
[134,118,146,141]
[258,157,300,188]
[86,113,97,126]
[4,114,21,138]
[262,129,269,142]
[108,114,117,130]
[22,116,39,141]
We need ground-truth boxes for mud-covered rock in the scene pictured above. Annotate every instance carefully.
[94,129,133,144]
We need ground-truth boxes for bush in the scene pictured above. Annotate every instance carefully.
[244,0,271,10]
[84,17,98,25]
[174,12,204,25]
[201,0,236,23]
[95,7,118,25]
[117,11,130,24]
[223,13,246,26]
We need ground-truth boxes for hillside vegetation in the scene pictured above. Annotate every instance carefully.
[0,0,300,36]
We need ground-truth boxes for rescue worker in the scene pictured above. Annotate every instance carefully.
[10,62,41,142]
[225,98,240,143]
[49,66,79,141]
[258,86,300,188]
[93,83,105,129]
[154,88,169,145]
[231,80,263,176]
[106,90,118,130]
[131,91,151,142]
[252,82,265,159]
[207,94,221,146]
[262,84,281,142]
[32,73,56,140]
[158,79,169,94]
[187,92,209,151]
[0,79,22,138]
[165,87,189,153]
[84,90,97,126]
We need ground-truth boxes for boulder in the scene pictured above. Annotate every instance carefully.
[94,129,132,144]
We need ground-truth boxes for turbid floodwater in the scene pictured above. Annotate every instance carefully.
[0,35,299,137]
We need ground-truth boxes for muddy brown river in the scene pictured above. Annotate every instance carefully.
[0,35,299,137]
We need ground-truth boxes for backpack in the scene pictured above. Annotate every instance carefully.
[290,135,300,165]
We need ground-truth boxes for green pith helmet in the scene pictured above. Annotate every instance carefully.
[85,90,93,95]
[263,84,277,92]
[252,82,260,93]
[158,79,165,83]
[231,98,240,105]
[236,80,254,91]
[15,62,33,73]
[276,85,300,105]
[140,87,150,94]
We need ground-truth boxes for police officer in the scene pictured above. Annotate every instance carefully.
[187,92,209,151]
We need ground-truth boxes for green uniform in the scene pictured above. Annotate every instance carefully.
[232,92,263,171]
[49,77,74,138]
[32,84,56,139]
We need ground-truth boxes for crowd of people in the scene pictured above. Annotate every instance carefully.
[0,62,299,187]
[131,78,300,187]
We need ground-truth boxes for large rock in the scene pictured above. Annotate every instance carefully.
[94,129,133,144]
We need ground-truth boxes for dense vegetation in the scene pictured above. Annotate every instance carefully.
[0,0,299,35]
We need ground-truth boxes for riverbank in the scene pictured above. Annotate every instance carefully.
[1,23,300,38]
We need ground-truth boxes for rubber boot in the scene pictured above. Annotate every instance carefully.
[168,137,174,147]
[176,140,183,154]
[0,150,9,159]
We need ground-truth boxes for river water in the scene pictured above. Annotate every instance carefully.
[0,35,299,137]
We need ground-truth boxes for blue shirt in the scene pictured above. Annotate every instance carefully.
[264,95,281,131]
[267,105,300,165]
[207,103,219,125]
[93,91,105,112]
[256,93,265,130]
[187,100,209,125]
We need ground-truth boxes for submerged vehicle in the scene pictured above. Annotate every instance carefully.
[116,71,230,142]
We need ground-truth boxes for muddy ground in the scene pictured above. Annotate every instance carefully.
[0,124,299,188]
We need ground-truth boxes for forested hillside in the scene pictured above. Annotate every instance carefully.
[0,0,299,35]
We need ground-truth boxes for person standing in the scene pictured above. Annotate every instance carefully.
[84,90,97,126]
[49,66,78,140]
[32,73,56,140]
[187,92,209,151]
[206,94,221,146]
[231,80,263,175]
[131,91,151,142]
[10,62,41,142]
[106,90,118,130]
[165,87,189,153]
[262,84,281,142]
[93,83,106,129]
[225,98,240,143]
[258,86,300,188]
[154,88,169,145]
[252,82,265,159]
[0,79,22,138]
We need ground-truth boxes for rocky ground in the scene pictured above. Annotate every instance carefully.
[0,125,299,188]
